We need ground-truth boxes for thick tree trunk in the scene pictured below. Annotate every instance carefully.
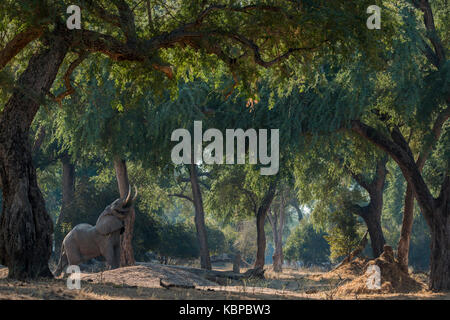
[349,157,387,258]
[254,183,277,270]
[254,210,267,270]
[361,205,385,258]
[0,30,69,279]
[397,184,415,272]
[429,177,450,291]
[189,164,211,270]
[114,157,135,267]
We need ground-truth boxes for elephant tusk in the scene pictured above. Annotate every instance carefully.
[132,185,138,202]
[123,185,132,207]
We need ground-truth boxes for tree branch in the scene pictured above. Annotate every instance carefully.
[169,193,193,203]
[0,26,43,71]
[413,0,446,67]
[52,51,88,106]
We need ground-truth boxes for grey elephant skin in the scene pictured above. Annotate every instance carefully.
[54,186,137,276]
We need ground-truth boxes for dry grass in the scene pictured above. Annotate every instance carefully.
[0,263,449,300]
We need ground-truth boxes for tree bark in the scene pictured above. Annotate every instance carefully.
[397,184,415,272]
[0,29,70,279]
[254,183,277,269]
[113,157,135,267]
[189,164,211,270]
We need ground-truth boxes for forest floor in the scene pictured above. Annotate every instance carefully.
[0,262,449,300]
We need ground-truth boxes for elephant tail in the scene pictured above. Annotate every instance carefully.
[54,243,68,277]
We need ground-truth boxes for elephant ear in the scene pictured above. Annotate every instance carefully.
[95,215,123,235]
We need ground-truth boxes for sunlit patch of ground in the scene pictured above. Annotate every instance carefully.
[0,264,449,300]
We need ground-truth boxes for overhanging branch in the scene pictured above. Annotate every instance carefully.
[0,26,44,71]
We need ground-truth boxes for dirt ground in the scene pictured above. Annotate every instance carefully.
[0,263,449,300]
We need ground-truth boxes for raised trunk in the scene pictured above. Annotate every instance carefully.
[397,184,415,272]
[0,29,69,279]
[113,157,135,267]
[189,164,211,270]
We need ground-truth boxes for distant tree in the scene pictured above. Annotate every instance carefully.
[284,218,330,266]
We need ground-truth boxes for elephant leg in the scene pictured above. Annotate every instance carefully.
[103,245,118,269]
[112,245,121,269]
[65,243,82,266]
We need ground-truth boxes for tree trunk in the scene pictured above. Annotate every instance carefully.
[361,205,385,258]
[254,210,267,270]
[397,184,415,272]
[269,193,286,273]
[349,157,387,258]
[57,153,75,226]
[429,177,450,291]
[0,29,69,279]
[113,157,135,267]
[54,153,76,256]
[189,164,211,270]
[254,183,277,270]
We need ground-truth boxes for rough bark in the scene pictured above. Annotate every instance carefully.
[113,157,135,267]
[254,183,277,270]
[189,164,211,270]
[0,29,70,279]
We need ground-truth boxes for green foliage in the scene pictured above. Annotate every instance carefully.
[323,211,362,262]
[284,218,330,265]
[157,222,199,259]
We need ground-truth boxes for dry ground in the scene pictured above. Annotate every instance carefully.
[0,263,449,300]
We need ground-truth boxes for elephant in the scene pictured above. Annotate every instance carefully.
[54,185,138,276]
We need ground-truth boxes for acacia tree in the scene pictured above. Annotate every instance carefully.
[0,0,395,279]
[207,165,277,270]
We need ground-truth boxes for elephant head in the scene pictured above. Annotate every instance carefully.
[95,185,138,235]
